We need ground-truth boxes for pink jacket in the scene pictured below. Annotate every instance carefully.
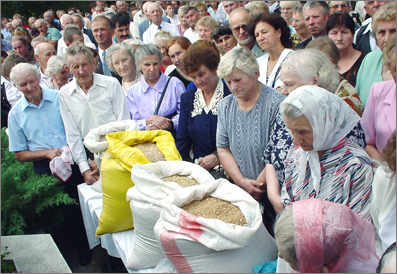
[362,80,396,153]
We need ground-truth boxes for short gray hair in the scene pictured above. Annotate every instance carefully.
[63,25,83,44]
[135,44,162,70]
[64,41,94,67]
[274,206,298,269]
[281,49,339,93]
[10,63,40,85]
[105,42,136,73]
[45,55,67,77]
[303,1,330,17]
[153,30,173,44]
[217,46,259,79]
[123,38,143,47]
[60,14,73,26]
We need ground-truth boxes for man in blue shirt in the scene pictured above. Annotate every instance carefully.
[7,63,92,267]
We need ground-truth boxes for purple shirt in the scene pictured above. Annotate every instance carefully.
[126,72,186,130]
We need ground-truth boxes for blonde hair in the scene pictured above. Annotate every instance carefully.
[246,1,269,16]
[372,2,396,34]
[196,16,219,31]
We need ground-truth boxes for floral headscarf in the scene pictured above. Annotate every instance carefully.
[293,199,379,273]
[281,85,361,194]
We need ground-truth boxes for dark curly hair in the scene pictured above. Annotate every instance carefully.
[181,39,220,75]
[252,13,293,49]
[381,131,396,175]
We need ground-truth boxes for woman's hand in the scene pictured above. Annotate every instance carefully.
[198,154,220,170]
[146,115,172,130]
[238,178,266,202]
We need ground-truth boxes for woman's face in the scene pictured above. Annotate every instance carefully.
[224,67,260,101]
[178,11,187,25]
[255,21,282,52]
[155,39,171,65]
[216,34,238,53]
[52,65,70,86]
[328,26,354,52]
[189,64,218,92]
[280,66,310,96]
[292,12,309,37]
[284,115,314,151]
[281,6,293,22]
[168,42,186,69]
[198,25,213,41]
[110,49,135,79]
[140,54,161,83]
[375,20,396,51]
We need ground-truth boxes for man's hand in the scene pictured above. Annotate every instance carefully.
[146,115,172,130]
[45,148,63,160]
[83,160,100,185]
[198,154,219,170]
[238,178,266,201]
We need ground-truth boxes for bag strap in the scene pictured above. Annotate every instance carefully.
[153,76,172,116]
[271,51,292,88]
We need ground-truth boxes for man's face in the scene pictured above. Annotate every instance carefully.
[364,1,388,17]
[329,1,351,14]
[230,10,253,45]
[35,43,56,69]
[2,18,8,28]
[72,15,84,29]
[92,18,114,49]
[149,5,162,25]
[223,1,239,15]
[95,6,105,14]
[96,1,106,7]
[6,23,14,34]
[304,6,330,38]
[12,40,29,57]
[166,5,175,17]
[143,2,151,19]
[61,16,74,30]
[114,22,130,43]
[185,10,199,28]
[14,70,42,103]
[67,52,95,87]
[117,2,128,12]
[12,19,22,28]
[43,12,52,22]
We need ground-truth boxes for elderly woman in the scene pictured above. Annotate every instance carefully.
[275,199,379,273]
[266,49,366,214]
[370,131,396,257]
[165,36,192,88]
[253,13,293,90]
[196,16,219,41]
[279,85,372,221]
[176,40,230,176]
[211,25,238,55]
[126,44,185,132]
[105,41,141,94]
[279,1,301,32]
[246,1,269,17]
[153,30,174,74]
[216,46,285,233]
[291,4,310,47]
[356,2,396,106]
[45,55,71,90]
[361,35,396,162]
[177,6,190,36]
[327,12,365,87]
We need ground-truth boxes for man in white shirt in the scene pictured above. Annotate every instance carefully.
[165,2,180,25]
[132,1,149,39]
[59,42,130,184]
[183,6,200,43]
[143,2,180,44]
[34,42,56,89]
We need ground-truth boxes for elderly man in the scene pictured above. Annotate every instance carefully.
[229,8,265,58]
[143,3,180,44]
[91,15,121,81]
[111,12,132,43]
[11,36,36,63]
[293,1,330,50]
[71,13,97,46]
[34,18,62,48]
[59,42,130,185]
[354,1,389,54]
[11,18,23,29]
[31,36,47,49]
[116,1,129,12]
[183,6,200,43]
[138,2,171,41]
[34,42,56,89]
[44,10,61,30]
[59,14,75,34]
[132,1,148,39]
[7,62,92,266]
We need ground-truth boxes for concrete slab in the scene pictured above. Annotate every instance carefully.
[1,234,71,273]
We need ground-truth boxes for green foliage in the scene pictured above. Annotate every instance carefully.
[1,247,16,273]
[1,128,77,236]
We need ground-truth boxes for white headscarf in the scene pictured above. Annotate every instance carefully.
[281,85,361,193]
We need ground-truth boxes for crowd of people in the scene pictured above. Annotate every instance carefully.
[1,1,396,272]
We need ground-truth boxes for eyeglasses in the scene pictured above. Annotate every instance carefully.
[232,24,249,32]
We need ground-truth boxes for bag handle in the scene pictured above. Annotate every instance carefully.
[153,76,173,116]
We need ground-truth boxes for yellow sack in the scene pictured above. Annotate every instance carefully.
[96,130,181,236]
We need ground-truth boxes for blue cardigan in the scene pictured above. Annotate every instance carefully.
[176,81,231,160]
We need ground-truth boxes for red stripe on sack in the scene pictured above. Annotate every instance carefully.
[178,210,204,241]
[160,230,193,273]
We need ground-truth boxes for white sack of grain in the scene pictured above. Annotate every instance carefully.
[153,179,278,273]
[125,161,215,270]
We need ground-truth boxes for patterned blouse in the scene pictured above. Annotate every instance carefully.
[335,78,365,117]
[281,138,373,221]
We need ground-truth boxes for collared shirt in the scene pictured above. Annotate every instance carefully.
[39,68,55,90]
[126,71,185,130]
[235,43,266,58]
[46,27,62,41]
[183,27,200,44]
[143,21,180,44]
[1,76,22,107]
[57,33,93,58]
[1,39,12,52]
[59,73,130,173]
[167,14,180,25]
[8,88,67,152]
[354,18,379,52]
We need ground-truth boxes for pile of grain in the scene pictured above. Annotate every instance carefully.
[134,142,165,162]
[162,175,199,188]
[182,197,247,226]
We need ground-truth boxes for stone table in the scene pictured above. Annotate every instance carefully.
[1,234,71,273]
